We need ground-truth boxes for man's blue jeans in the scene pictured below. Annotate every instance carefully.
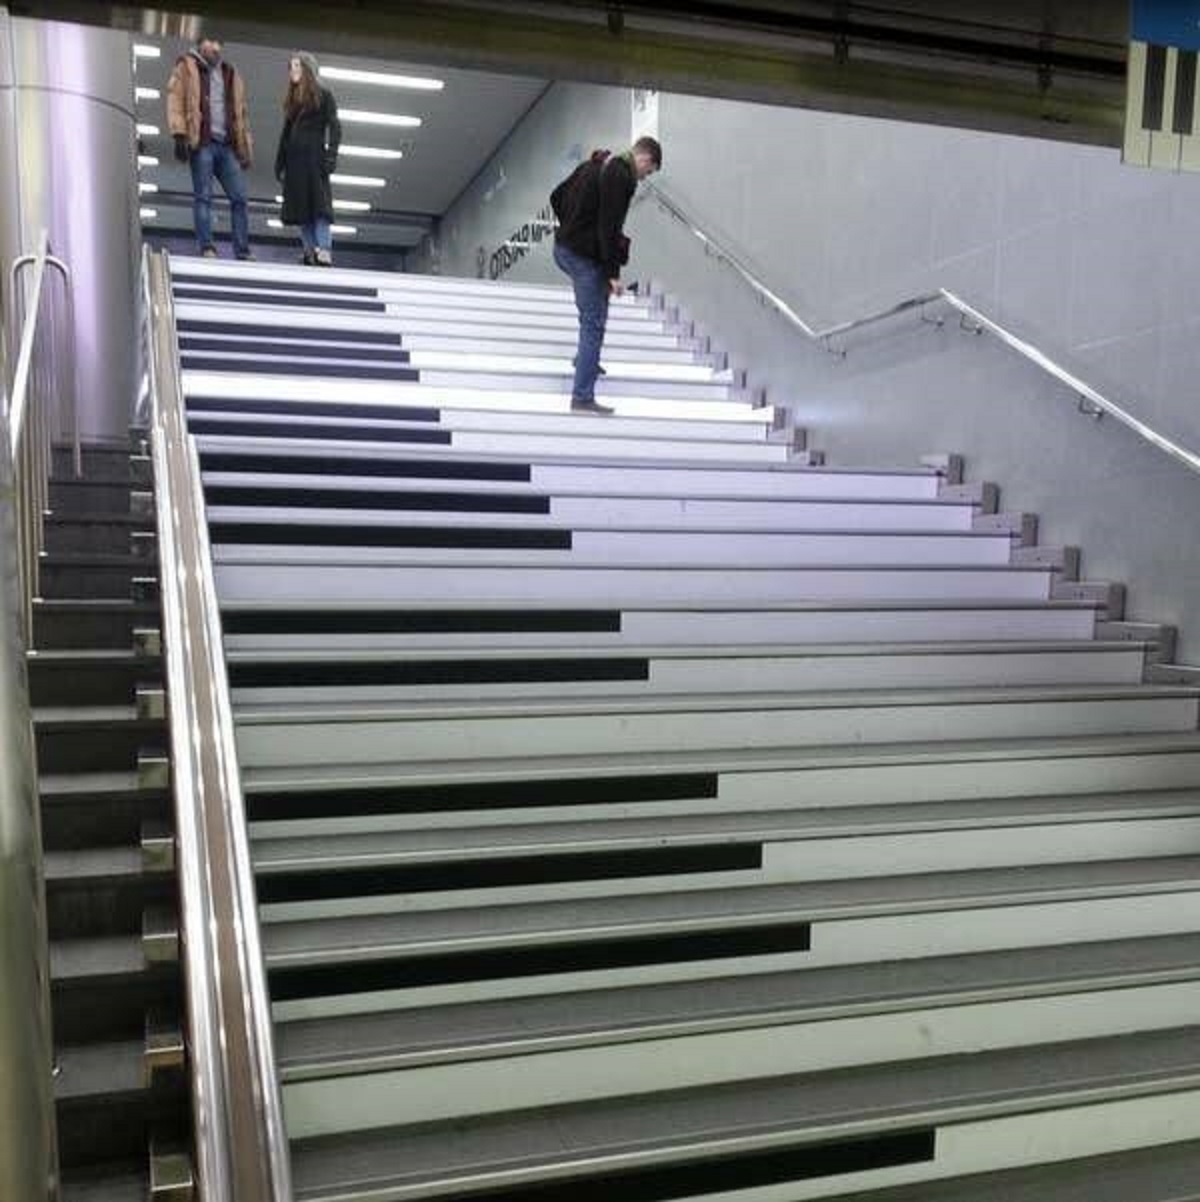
[190,141,251,258]
[553,242,609,403]
[300,218,333,253]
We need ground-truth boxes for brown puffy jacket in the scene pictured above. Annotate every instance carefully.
[166,53,254,166]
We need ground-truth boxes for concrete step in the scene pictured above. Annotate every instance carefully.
[50,935,179,1044]
[34,706,165,775]
[32,600,160,652]
[39,554,155,602]
[28,649,160,707]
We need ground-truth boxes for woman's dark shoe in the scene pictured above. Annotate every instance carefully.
[302,250,316,266]
[570,398,614,415]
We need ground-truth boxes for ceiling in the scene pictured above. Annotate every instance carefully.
[133,37,548,250]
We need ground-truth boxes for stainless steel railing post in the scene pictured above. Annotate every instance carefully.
[0,399,60,1202]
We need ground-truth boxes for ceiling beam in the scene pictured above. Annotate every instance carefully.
[12,0,1127,145]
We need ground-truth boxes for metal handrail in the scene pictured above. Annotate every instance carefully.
[644,181,1200,478]
[5,231,83,642]
[142,246,293,1202]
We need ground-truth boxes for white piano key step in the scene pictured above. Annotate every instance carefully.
[203,490,976,532]
[187,405,778,448]
[224,641,1149,706]
[233,687,1200,770]
[241,735,1200,841]
[208,528,1018,569]
[194,430,792,467]
[214,560,1056,605]
[175,304,694,352]
[282,980,1200,1136]
[184,374,767,423]
[200,461,946,502]
[220,601,1101,654]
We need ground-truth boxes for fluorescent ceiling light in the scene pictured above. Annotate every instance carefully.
[138,154,160,167]
[330,173,386,188]
[133,44,161,59]
[339,144,404,160]
[140,207,158,219]
[319,66,443,91]
[137,123,160,137]
[340,109,421,128]
[274,195,284,204]
[135,86,160,101]
[139,181,159,194]
[333,199,372,212]
[269,217,357,237]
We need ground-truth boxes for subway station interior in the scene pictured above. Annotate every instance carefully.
[4,1,1200,1199]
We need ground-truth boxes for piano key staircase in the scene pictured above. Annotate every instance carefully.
[169,254,1200,1201]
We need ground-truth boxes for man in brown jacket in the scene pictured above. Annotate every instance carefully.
[167,36,255,259]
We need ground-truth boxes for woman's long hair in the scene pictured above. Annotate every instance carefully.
[284,59,322,119]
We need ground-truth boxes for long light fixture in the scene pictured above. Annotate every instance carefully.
[340,109,421,128]
[269,218,358,236]
[319,65,443,91]
[140,207,159,219]
[137,123,160,137]
[133,44,161,59]
[330,173,386,188]
[339,145,404,160]
[135,86,160,101]
[139,181,159,194]
[138,154,160,167]
[333,199,372,212]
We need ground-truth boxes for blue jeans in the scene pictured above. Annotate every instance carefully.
[554,242,609,403]
[300,218,332,253]
[190,141,250,258]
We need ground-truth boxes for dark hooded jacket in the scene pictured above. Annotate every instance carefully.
[551,151,636,279]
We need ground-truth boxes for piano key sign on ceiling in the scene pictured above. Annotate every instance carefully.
[1125,0,1200,170]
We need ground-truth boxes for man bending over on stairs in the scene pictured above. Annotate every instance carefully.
[551,137,662,415]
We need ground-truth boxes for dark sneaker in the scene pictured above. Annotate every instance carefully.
[302,250,315,266]
[236,252,256,262]
[571,398,614,415]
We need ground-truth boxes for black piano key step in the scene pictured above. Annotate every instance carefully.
[205,483,551,515]
[182,355,420,381]
[173,286,386,312]
[223,607,623,636]
[229,655,649,688]
[208,521,571,549]
[267,920,813,999]
[180,337,412,364]
[245,772,718,822]
[199,450,533,482]
[255,844,764,903]
[190,416,443,443]
[178,319,403,347]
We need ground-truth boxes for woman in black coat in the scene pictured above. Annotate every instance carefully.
[276,52,341,266]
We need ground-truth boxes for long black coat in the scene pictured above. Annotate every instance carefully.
[275,88,342,226]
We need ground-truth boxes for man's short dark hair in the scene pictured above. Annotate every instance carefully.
[634,136,663,168]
